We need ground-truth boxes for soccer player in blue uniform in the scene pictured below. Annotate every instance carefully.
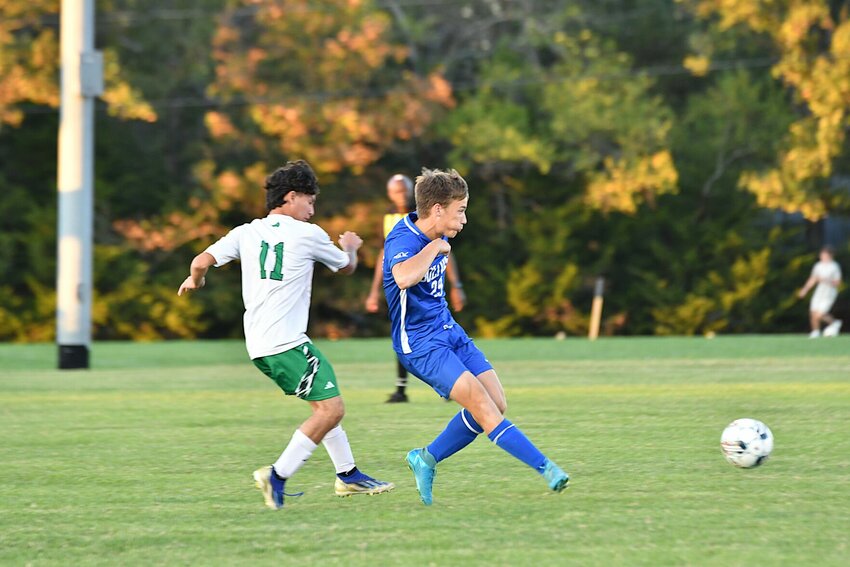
[365,173,466,403]
[383,168,569,505]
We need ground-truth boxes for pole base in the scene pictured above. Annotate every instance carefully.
[58,344,89,369]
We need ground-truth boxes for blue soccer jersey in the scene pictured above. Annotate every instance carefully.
[383,213,456,355]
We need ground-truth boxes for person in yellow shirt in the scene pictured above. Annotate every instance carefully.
[365,173,466,402]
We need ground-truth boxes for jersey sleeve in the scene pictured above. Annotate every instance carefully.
[384,232,419,271]
[205,225,244,267]
[310,225,350,272]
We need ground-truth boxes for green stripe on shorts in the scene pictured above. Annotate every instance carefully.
[252,342,340,401]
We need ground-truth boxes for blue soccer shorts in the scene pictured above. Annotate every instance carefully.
[397,326,493,399]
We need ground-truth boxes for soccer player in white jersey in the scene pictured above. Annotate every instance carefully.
[798,246,843,337]
[382,168,569,505]
[178,160,393,509]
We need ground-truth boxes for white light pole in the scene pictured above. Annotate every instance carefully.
[57,0,102,369]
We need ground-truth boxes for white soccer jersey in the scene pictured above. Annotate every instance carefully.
[205,214,350,359]
[810,260,842,312]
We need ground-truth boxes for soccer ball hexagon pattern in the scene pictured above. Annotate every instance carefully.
[720,418,774,468]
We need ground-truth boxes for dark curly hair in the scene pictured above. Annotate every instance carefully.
[264,160,320,211]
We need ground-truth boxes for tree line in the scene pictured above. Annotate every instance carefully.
[1,0,848,341]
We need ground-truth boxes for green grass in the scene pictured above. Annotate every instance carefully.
[1,336,849,566]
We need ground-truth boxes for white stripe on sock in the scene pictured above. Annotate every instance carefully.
[491,423,515,445]
[461,410,483,434]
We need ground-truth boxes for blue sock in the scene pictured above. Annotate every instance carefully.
[426,409,483,463]
[487,419,547,473]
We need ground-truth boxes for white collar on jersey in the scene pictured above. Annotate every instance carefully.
[403,214,421,235]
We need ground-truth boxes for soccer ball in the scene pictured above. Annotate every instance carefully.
[720,418,774,468]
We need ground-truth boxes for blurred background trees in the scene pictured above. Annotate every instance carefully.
[1,0,848,341]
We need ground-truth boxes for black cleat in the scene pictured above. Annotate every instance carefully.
[386,391,409,403]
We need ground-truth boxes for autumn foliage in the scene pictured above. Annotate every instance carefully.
[0,0,847,341]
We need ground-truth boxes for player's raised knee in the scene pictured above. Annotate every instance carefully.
[329,398,346,423]
[313,396,345,425]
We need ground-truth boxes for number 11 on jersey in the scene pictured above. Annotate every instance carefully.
[259,241,284,281]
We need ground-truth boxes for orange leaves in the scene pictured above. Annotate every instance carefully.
[209,0,453,177]
[738,113,842,219]
[690,1,850,219]
[113,215,222,253]
[113,161,268,253]
[0,22,59,126]
[690,0,780,34]
[205,111,237,139]
[100,82,157,122]
[423,72,455,108]
[1,1,157,125]
[323,13,405,70]
[246,99,384,174]
[585,151,679,214]
[777,2,831,50]
[316,201,376,250]
[683,54,712,77]
[740,169,827,220]
[249,104,307,139]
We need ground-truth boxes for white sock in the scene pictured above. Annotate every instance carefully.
[273,429,318,479]
[322,425,356,474]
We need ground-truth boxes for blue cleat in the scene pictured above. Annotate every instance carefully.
[334,469,395,496]
[542,460,569,492]
[406,448,436,505]
[253,465,303,510]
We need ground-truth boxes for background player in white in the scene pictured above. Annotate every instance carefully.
[798,246,843,338]
[364,173,466,402]
[178,160,393,509]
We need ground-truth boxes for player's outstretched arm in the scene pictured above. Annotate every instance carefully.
[391,240,450,289]
[798,275,817,298]
[178,252,217,296]
[338,231,363,275]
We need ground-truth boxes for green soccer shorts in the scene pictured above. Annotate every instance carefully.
[252,342,340,401]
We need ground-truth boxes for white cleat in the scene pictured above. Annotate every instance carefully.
[823,320,843,337]
[334,475,395,497]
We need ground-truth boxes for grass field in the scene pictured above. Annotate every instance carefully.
[1,336,849,566]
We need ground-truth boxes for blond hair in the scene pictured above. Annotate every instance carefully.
[415,168,468,218]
